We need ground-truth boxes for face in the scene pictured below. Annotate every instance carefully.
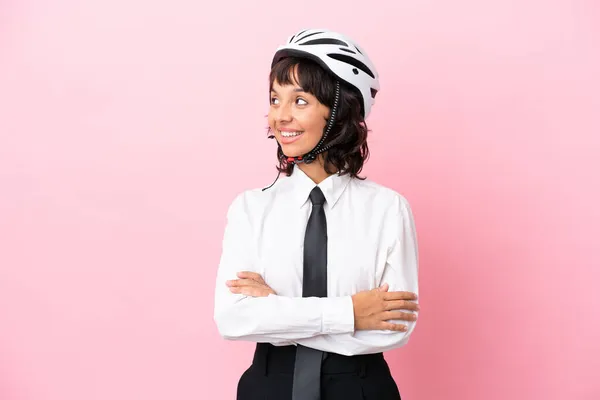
[268,69,330,158]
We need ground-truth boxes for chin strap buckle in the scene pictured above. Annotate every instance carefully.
[286,152,317,165]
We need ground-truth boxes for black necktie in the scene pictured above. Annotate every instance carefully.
[292,186,327,400]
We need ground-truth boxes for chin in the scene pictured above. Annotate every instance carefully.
[276,133,321,158]
[280,144,311,158]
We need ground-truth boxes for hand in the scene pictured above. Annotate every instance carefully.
[226,271,276,297]
[351,283,419,332]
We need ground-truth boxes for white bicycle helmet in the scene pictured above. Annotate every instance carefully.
[271,28,380,119]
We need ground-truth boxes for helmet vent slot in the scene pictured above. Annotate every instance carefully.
[300,38,348,47]
[326,53,375,79]
[295,31,325,43]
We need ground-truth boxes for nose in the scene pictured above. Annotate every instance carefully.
[275,102,293,123]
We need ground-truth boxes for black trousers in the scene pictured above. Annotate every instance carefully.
[237,343,401,400]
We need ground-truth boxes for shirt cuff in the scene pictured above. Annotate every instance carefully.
[321,295,355,334]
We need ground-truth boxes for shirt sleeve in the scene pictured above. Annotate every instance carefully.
[213,192,356,342]
[293,195,420,356]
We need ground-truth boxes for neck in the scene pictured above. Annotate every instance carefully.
[296,154,336,184]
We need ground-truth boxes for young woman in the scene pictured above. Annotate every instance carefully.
[214,29,420,400]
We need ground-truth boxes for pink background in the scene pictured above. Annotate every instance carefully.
[1,1,599,399]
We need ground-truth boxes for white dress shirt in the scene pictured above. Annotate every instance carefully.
[213,166,419,356]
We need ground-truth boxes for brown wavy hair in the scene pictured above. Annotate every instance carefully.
[268,56,370,179]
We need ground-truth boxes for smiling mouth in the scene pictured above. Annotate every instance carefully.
[279,130,304,138]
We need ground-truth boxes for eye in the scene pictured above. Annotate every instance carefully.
[296,97,308,105]
[270,97,279,105]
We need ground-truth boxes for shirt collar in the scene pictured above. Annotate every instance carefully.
[287,166,351,209]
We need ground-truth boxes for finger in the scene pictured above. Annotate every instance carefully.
[382,291,418,301]
[229,286,254,296]
[379,322,408,332]
[380,310,418,322]
[376,283,389,292]
[227,280,274,295]
[229,286,265,297]
[384,300,420,312]
[236,271,264,282]
[226,279,259,287]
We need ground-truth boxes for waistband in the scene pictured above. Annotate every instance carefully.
[251,343,390,377]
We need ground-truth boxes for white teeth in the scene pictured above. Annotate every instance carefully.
[280,131,303,137]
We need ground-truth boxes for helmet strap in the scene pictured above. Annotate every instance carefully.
[285,80,341,165]
[263,80,340,191]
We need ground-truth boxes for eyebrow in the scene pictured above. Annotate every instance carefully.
[270,87,306,94]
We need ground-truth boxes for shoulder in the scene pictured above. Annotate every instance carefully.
[226,188,263,217]
[349,177,414,215]
[351,179,418,240]
[225,178,288,218]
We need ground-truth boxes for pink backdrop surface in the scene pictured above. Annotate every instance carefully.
[1,1,599,399]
